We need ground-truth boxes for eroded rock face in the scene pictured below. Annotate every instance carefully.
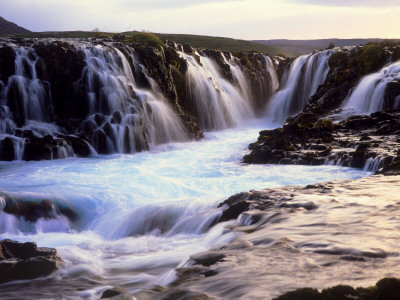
[244,111,400,174]
[273,277,400,300]
[0,239,62,283]
[303,44,394,116]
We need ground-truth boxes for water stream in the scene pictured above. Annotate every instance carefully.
[0,122,369,298]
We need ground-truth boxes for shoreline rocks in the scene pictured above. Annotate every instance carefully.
[274,277,400,300]
[147,175,400,299]
[0,239,62,283]
[244,110,400,174]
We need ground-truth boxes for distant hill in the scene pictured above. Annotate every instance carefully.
[155,33,297,56]
[11,30,296,56]
[0,16,30,35]
[253,39,400,55]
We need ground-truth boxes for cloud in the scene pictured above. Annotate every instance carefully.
[286,0,400,7]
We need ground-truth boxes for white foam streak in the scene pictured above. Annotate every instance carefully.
[265,50,333,125]
[343,61,400,115]
[179,50,253,130]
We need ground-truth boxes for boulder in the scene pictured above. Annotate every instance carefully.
[0,137,15,161]
[0,239,62,283]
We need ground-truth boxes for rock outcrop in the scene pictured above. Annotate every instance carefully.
[244,111,400,174]
[274,277,400,300]
[0,37,279,161]
[0,239,62,283]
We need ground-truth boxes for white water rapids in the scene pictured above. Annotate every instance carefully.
[0,122,369,299]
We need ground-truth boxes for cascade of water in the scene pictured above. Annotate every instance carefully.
[178,49,254,131]
[0,46,56,160]
[265,50,334,125]
[1,40,280,161]
[6,47,49,122]
[342,61,400,115]
[265,55,279,93]
[79,44,189,153]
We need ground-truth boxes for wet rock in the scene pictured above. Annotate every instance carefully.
[202,49,233,83]
[0,239,61,283]
[302,45,391,116]
[62,135,91,157]
[244,111,400,175]
[23,135,77,160]
[219,200,250,222]
[0,45,16,83]
[274,277,400,300]
[101,286,132,299]
[191,251,226,267]
[2,194,78,223]
[273,288,321,300]
[0,137,15,161]
[4,198,53,222]
[376,278,400,300]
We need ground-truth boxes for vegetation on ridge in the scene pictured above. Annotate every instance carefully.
[155,33,297,56]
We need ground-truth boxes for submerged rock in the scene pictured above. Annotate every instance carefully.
[0,239,62,283]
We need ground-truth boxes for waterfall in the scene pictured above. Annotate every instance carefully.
[178,49,254,131]
[79,44,189,153]
[342,61,400,115]
[0,46,55,160]
[265,56,279,93]
[0,42,191,159]
[265,50,334,125]
[0,40,279,161]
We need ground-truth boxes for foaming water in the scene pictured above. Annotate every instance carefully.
[179,49,254,130]
[0,123,369,298]
[342,61,400,115]
[265,50,333,125]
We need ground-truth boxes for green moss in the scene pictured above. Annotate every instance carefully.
[240,54,251,68]
[357,45,386,75]
[128,32,165,48]
[315,119,333,131]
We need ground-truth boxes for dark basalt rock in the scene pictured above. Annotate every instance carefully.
[0,137,15,161]
[0,45,16,83]
[233,51,280,113]
[2,193,78,223]
[301,45,393,116]
[274,288,321,300]
[0,239,62,283]
[160,289,211,300]
[33,41,87,121]
[22,134,83,161]
[273,277,400,300]
[244,111,400,175]
[101,286,132,299]
[191,251,226,267]
[202,49,234,83]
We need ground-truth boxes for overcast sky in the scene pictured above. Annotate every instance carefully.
[1,0,399,39]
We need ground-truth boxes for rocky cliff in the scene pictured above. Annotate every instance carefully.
[0,36,278,160]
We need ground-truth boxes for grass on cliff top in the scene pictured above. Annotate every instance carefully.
[9,30,294,56]
[9,31,109,38]
[128,32,165,48]
[155,33,297,56]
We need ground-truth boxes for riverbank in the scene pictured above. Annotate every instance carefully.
[136,174,400,299]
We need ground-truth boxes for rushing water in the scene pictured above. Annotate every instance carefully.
[342,61,400,115]
[0,122,369,299]
[265,50,333,125]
